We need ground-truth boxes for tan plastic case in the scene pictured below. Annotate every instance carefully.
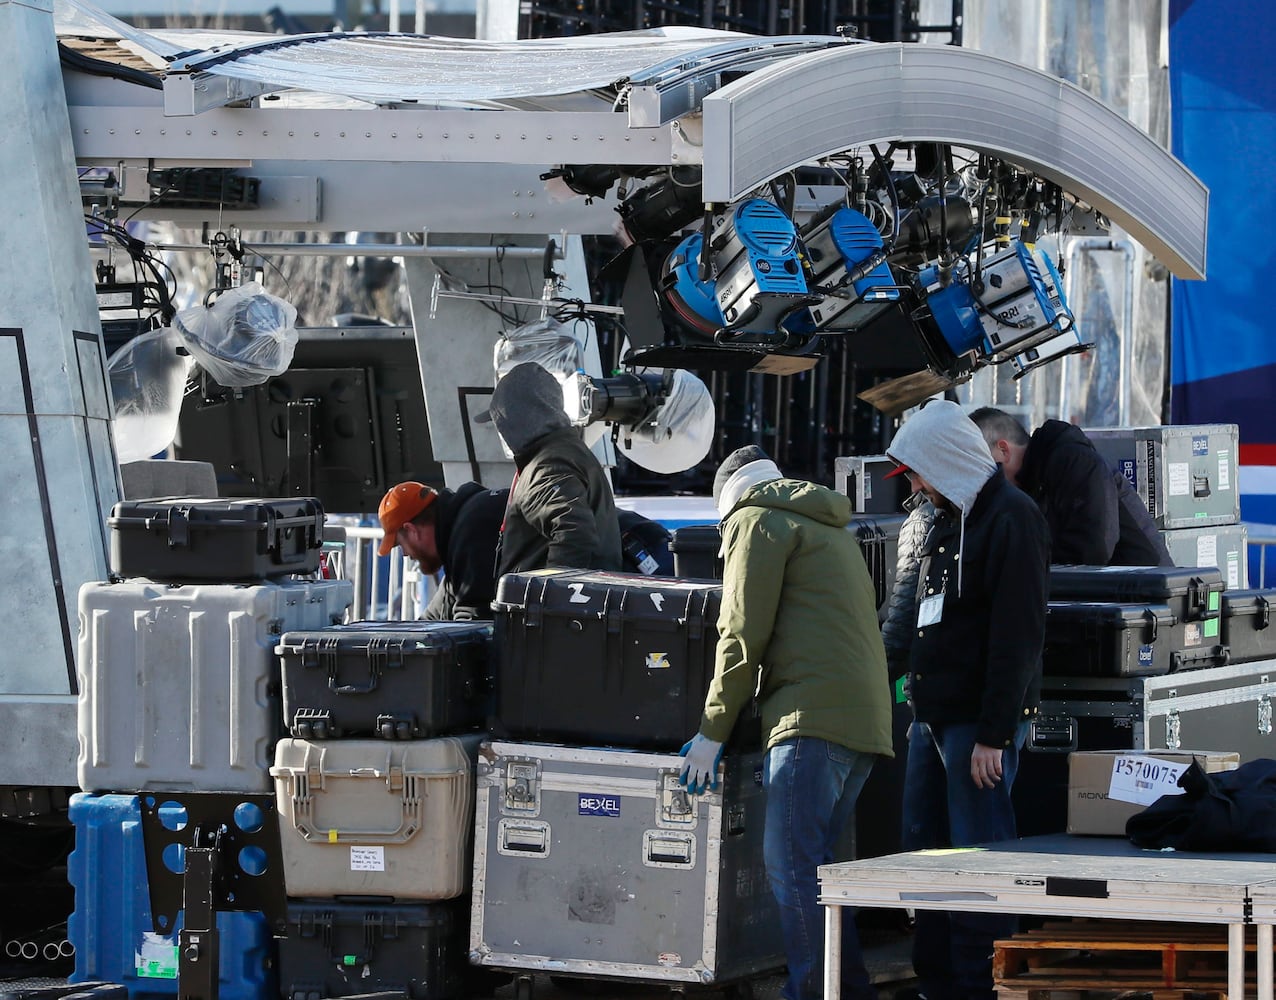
[271,736,477,900]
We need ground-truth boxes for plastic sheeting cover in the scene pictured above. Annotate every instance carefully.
[55,0,761,106]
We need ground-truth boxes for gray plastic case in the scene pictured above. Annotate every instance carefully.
[470,740,782,986]
[77,578,352,793]
[1159,522,1249,591]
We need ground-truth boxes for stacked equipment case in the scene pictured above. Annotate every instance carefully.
[478,569,782,994]
[1085,423,1240,529]
[1044,565,1228,678]
[1018,421,1276,838]
[470,743,778,986]
[272,621,494,1000]
[71,496,351,1000]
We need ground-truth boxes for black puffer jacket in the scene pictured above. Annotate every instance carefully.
[424,483,507,621]
[880,491,935,681]
[908,470,1050,748]
[1020,420,1171,566]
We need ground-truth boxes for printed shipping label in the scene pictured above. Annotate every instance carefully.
[1219,452,1231,491]
[1108,755,1188,806]
[1196,534,1218,570]
[1227,553,1240,590]
[350,845,385,871]
[1167,462,1190,497]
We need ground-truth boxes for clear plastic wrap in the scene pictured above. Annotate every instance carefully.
[108,326,195,463]
[493,316,584,381]
[173,281,298,388]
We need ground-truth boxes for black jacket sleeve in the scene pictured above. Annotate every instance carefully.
[1040,444,1120,564]
[976,505,1050,748]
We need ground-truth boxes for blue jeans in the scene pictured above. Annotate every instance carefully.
[901,720,1028,1000]
[763,737,877,1000]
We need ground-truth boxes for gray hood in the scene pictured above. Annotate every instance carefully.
[478,361,572,456]
[887,399,996,595]
[887,399,996,517]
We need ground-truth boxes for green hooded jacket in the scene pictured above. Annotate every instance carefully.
[700,478,894,756]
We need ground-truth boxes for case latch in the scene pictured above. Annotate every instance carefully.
[657,771,697,827]
[167,506,191,548]
[1259,694,1272,736]
[1164,709,1182,749]
[502,759,541,814]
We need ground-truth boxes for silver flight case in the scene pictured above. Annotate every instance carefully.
[470,741,781,987]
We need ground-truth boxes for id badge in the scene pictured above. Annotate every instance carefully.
[917,592,944,628]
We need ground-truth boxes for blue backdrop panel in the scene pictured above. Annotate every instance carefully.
[1168,0,1276,436]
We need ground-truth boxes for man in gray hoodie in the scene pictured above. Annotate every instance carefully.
[886,400,1050,1000]
[475,361,623,576]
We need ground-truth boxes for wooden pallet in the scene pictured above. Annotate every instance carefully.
[993,918,1273,994]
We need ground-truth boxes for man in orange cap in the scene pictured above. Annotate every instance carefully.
[377,480,508,620]
[378,481,441,566]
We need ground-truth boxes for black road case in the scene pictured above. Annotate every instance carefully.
[669,524,722,580]
[280,900,467,1000]
[492,570,741,751]
[1043,601,1226,678]
[277,621,491,739]
[1048,565,1224,625]
[1221,589,1276,664]
[109,496,324,581]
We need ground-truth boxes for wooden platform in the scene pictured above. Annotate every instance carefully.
[994,918,1276,994]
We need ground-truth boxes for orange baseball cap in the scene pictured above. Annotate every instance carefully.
[377,481,438,556]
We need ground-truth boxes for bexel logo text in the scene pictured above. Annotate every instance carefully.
[578,794,621,817]
[1192,436,1209,456]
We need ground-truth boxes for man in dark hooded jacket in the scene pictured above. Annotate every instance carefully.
[970,407,1172,566]
[475,361,623,576]
[887,400,1050,1000]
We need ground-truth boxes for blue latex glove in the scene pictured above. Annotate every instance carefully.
[678,733,725,794]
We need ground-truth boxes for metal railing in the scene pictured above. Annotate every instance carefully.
[324,523,436,621]
[1246,522,1276,590]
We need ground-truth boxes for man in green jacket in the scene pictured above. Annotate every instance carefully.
[680,445,894,1000]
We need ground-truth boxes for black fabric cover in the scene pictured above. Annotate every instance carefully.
[1125,758,1276,852]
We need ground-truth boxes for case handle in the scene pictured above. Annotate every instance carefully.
[330,672,379,695]
[500,821,549,857]
[643,830,695,868]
